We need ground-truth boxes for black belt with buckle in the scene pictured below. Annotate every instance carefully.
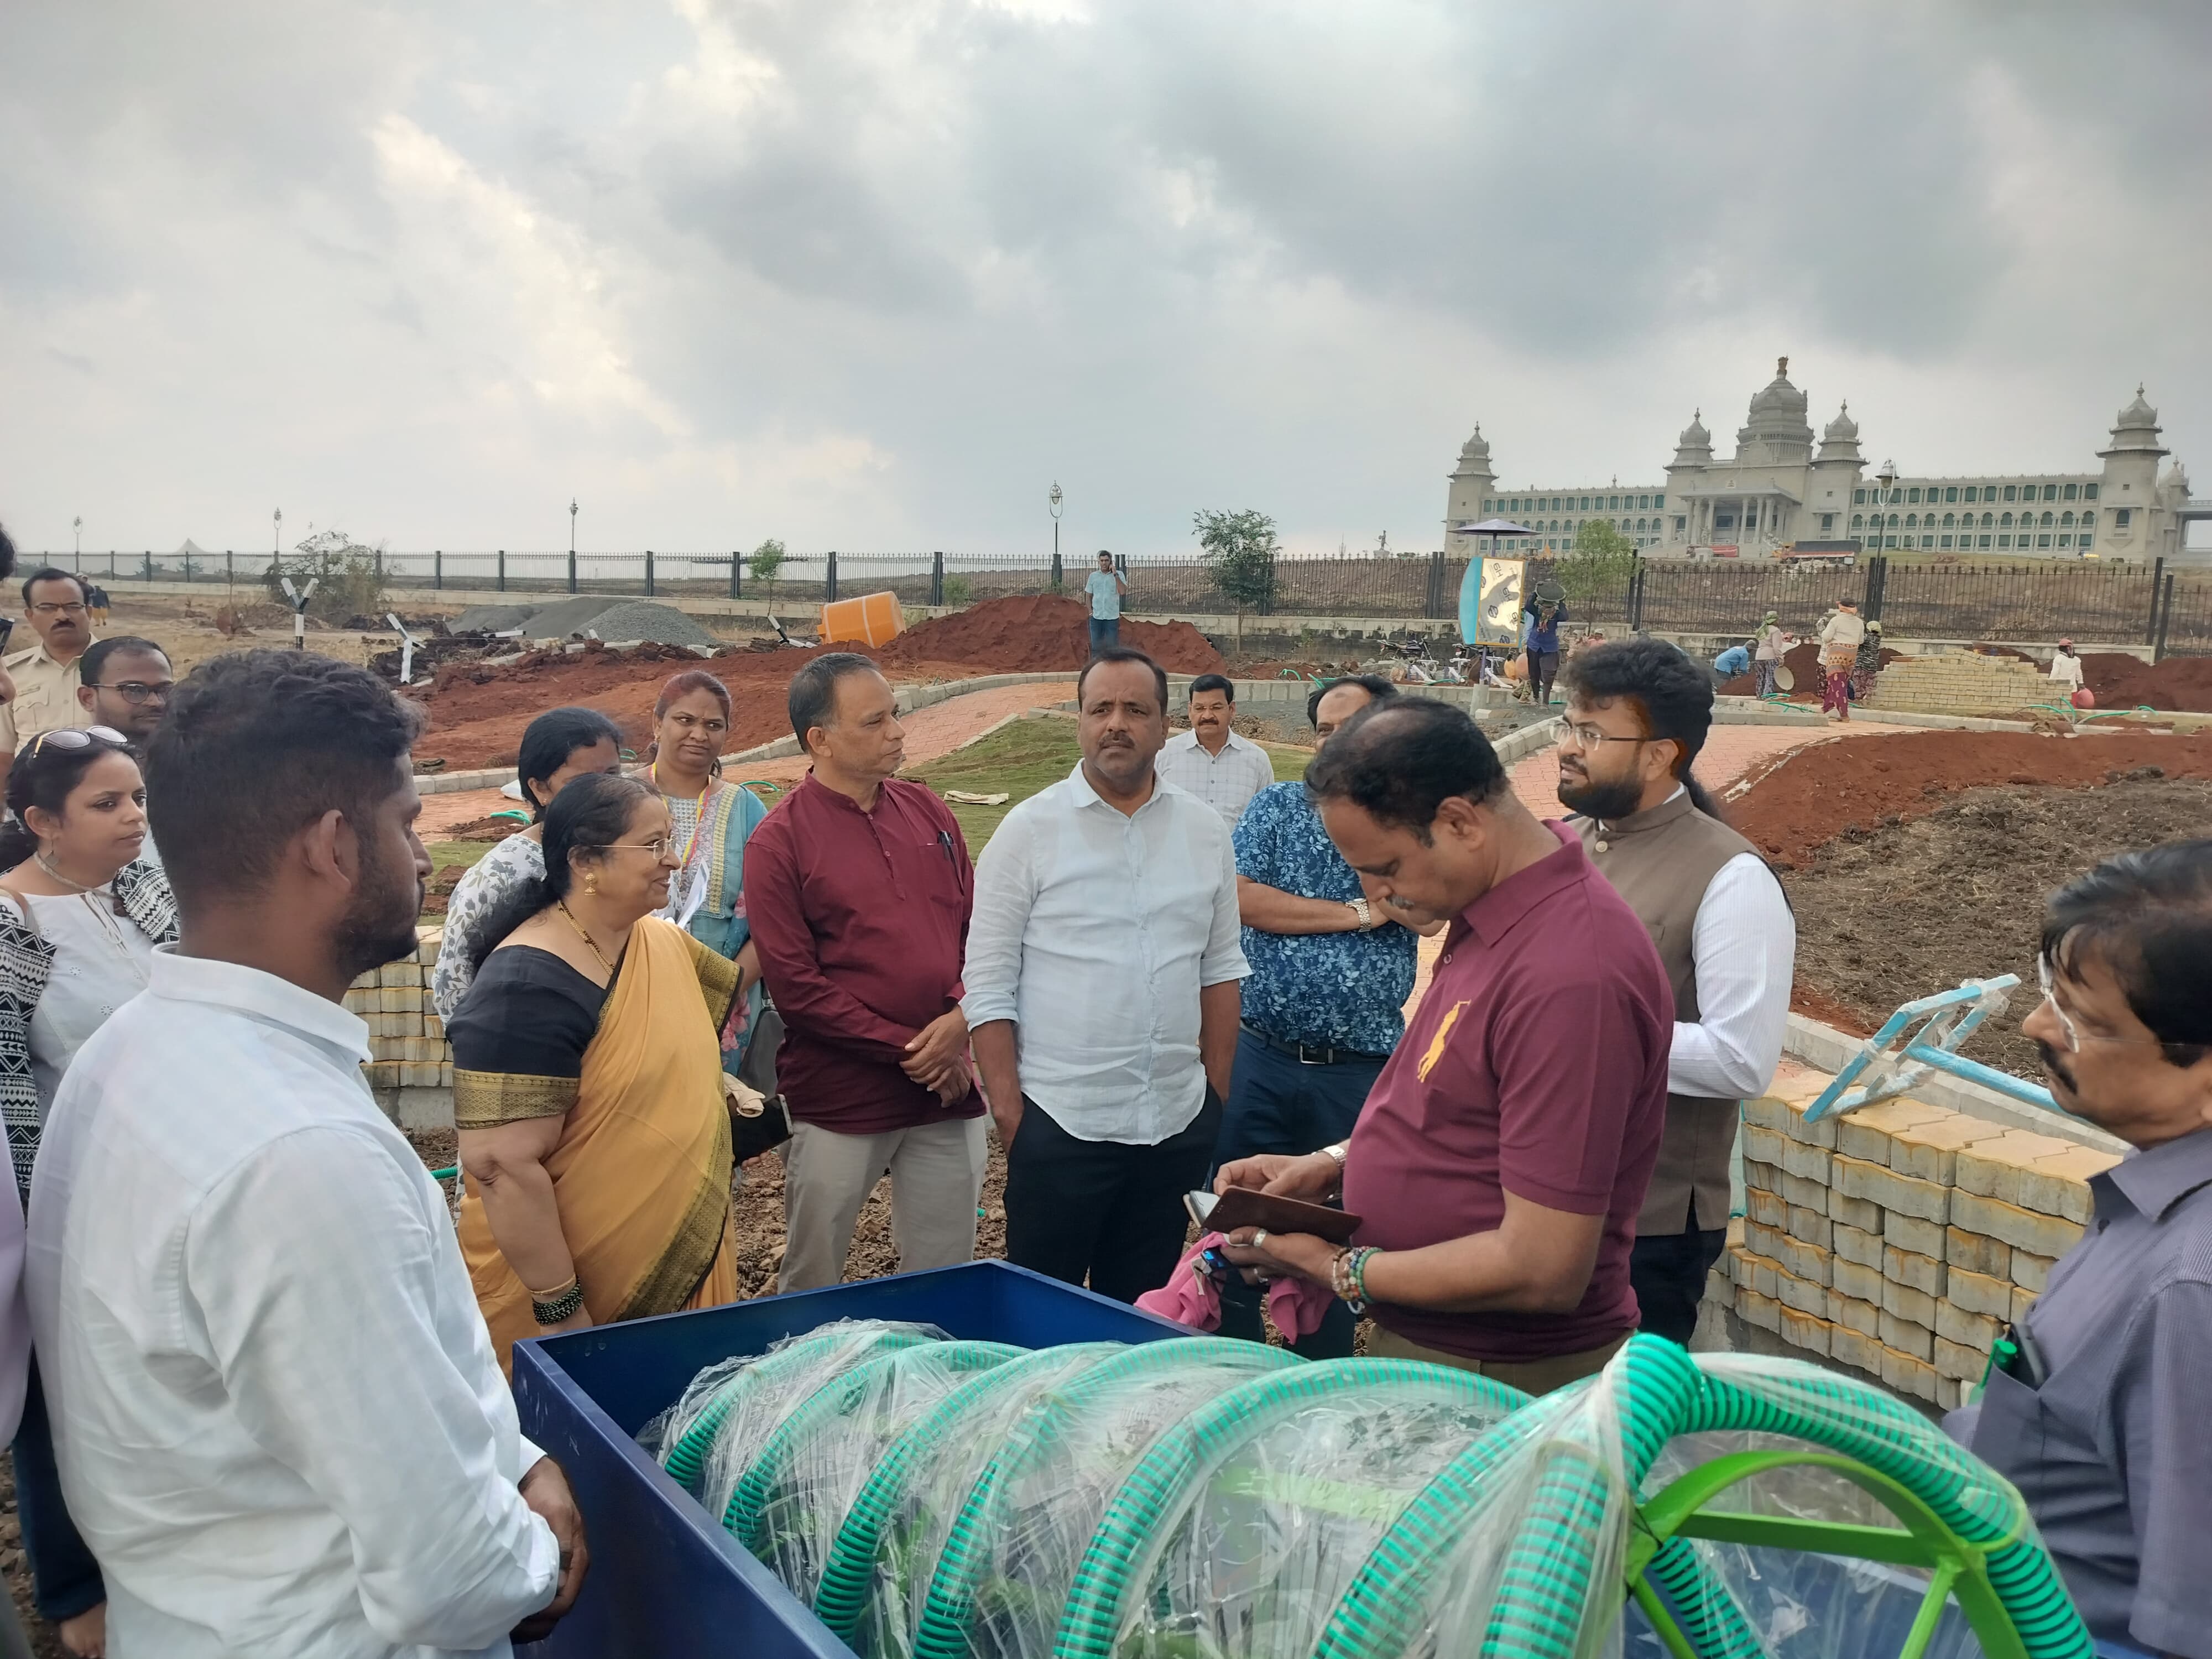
[1240,1023,1390,1067]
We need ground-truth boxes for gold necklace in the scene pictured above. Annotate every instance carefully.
[34,852,96,894]
[555,899,619,977]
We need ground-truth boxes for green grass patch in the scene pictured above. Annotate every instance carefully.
[902,717,1316,851]
[426,839,498,875]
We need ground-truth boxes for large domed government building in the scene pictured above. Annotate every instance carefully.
[1445,359,2203,564]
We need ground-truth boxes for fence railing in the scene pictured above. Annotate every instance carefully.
[43,547,2212,656]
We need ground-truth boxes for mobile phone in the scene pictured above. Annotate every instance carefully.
[1185,1187,1363,1245]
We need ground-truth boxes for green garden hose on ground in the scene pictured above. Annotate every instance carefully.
[1053,1357,1529,1659]
[909,1336,1298,1659]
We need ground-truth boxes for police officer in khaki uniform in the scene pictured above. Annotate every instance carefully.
[0,568,99,755]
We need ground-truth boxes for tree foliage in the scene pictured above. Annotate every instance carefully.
[263,530,388,624]
[748,538,787,602]
[1556,519,1639,609]
[1192,508,1279,616]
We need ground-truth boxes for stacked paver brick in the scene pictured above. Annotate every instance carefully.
[1724,1068,2115,1407]
[1860,655,2054,716]
[343,925,452,1092]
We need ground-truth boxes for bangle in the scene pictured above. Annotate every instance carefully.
[1329,1246,1379,1313]
[1319,1142,1349,1166]
[530,1277,585,1327]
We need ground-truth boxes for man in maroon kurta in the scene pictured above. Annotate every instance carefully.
[744,655,985,1291]
[1218,698,1671,1394]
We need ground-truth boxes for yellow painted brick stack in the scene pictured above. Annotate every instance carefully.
[1724,1061,2115,1408]
[343,926,452,1092]
[1859,654,2053,716]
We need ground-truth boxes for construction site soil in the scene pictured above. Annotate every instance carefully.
[404,597,1225,768]
[1717,642,2212,713]
[1778,778,2212,1078]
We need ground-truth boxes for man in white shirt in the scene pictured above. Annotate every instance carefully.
[1555,638,1796,1345]
[26,649,584,1658]
[1082,550,1127,656]
[965,648,1248,1303]
[2049,638,2086,694]
[1155,674,1275,831]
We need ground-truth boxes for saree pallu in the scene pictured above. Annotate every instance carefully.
[456,917,741,1374]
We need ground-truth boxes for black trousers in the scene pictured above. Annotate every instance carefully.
[1004,1089,1223,1305]
[1630,1227,1730,1347]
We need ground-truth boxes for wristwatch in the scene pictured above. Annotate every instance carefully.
[1345,898,1374,930]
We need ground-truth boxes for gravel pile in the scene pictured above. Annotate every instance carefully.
[551,600,720,650]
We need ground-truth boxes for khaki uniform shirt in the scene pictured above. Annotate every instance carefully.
[0,639,97,753]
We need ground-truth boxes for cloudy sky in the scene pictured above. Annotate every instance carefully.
[2,1,2205,562]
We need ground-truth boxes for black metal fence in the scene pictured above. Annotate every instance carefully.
[44,546,2212,655]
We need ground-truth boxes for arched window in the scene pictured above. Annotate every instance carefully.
[2060,510,2074,528]
[1981,512,1995,528]
[1887,513,1901,528]
[1942,513,1956,528]
[2041,511,2054,528]
[1850,514,1864,531]
[1905,513,1918,529]
[2000,512,2013,528]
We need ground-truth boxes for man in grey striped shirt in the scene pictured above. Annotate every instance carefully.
[1155,674,1274,832]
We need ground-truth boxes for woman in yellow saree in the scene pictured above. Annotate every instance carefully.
[446,772,761,1373]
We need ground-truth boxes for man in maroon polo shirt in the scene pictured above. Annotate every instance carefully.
[1219,697,1671,1394]
[745,653,986,1291]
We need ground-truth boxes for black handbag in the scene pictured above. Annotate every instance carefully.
[727,1001,792,1161]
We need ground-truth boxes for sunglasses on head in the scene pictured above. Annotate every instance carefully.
[28,727,129,758]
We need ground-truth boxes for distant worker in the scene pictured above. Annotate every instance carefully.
[1817,597,1865,722]
[1522,587,1568,706]
[1946,841,2212,1658]
[964,649,1247,1303]
[1155,674,1274,831]
[1557,639,1795,1344]
[85,585,109,629]
[1850,619,1886,703]
[1711,641,1751,682]
[0,570,100,762]
[1083,550,1127,657]
[1752,611,1788,698]
[2049,638,2085,693]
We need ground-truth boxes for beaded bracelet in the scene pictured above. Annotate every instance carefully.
[530,1279,585,1327]
[1329,1246,1379,1313]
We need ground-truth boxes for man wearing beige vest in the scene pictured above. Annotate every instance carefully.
[1557,638,1796,1344]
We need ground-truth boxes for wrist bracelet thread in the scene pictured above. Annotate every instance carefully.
[531,1280,585,1326]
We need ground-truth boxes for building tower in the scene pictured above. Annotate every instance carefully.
[1661,410,1712,548]
[1806,402,1867,542]
[1443,424,1496,557]
[2096,386,2168,562]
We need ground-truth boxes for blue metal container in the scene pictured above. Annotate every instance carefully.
[510,1260,1188,1658]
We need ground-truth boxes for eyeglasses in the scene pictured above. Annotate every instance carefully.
[29,603,87,618]
[28,726,128,757]
[2036,957,2201,1056]
[93,681,174,705]
[596,838,677,859]
[1555,721,1655,752]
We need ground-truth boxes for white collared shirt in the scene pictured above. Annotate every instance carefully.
[963,764,1248,1145]
[27,948,559,1658]
[1154,727,1276,832]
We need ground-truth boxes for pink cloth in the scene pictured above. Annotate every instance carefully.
[1134,1232,1337,1340]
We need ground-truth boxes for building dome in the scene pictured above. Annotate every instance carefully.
[1735,356,1815,460]
[2101,383,2168,460]
[1823,400,1858,442]
[1458,424,1492,463]
[1677,409,1710,448]
[2116,385,2157,429]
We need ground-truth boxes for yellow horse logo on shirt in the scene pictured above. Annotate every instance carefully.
[1417,1001,1468,1081]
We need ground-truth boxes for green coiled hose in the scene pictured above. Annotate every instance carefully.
[811,1343,1126,1647]
[1053,1358,1529,1659]
[910,1336,1299,1659]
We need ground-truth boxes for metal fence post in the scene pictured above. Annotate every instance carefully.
[645,550,655,597]
[1050,550,1063,590]
[108,551,117,579]
[568,549,577,595]
[1261,551,1277,616]
[182,546,193,583]
[143,551,153,583]
[826,549,839,603]
[729,552,741,601]
[1423,550,1443,618]
[434,550,442,590]
[931,550,945,607]
[497,549,506,593]
[1628,558,1645,631]
[2153,572,2176,662]
[2146,557,2167,644]
[226,550,234,586]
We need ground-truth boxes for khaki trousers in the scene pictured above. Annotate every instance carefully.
[1365,1324,1631,1396]
[780,1116,988,1293]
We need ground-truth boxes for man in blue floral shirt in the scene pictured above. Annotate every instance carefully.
[1216,674,1441,1355]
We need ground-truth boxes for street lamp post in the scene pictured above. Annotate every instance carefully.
[568,498,580,594]
[1875,460,1897,554]
[73,517,81,559]
[273,507,283,560]
[1048,481,1063,588]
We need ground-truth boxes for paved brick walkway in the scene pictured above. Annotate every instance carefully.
[417,678,1079,837]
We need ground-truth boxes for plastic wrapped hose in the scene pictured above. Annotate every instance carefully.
[1057,1357,1530,1659]
[911,1335,1302,1659]
[1316,1337,2091,1659]
[651,1320,945,1520]
[732,1340,1025,1606]
[814,1343,1128,1659]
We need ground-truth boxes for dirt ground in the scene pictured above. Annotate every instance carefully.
[1780,779,2212,1077]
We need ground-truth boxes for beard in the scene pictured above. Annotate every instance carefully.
[2035,1040,2078,1098]
[1557,771,1646,821]
[332,847,426,983]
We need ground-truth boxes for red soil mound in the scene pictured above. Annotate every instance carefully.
[2080,652,2212,714]
[407,640,849,769]
[1725,728,2212,868]
[849,594,1225,676]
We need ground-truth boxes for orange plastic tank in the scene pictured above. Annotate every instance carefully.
[819,591,906,648]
